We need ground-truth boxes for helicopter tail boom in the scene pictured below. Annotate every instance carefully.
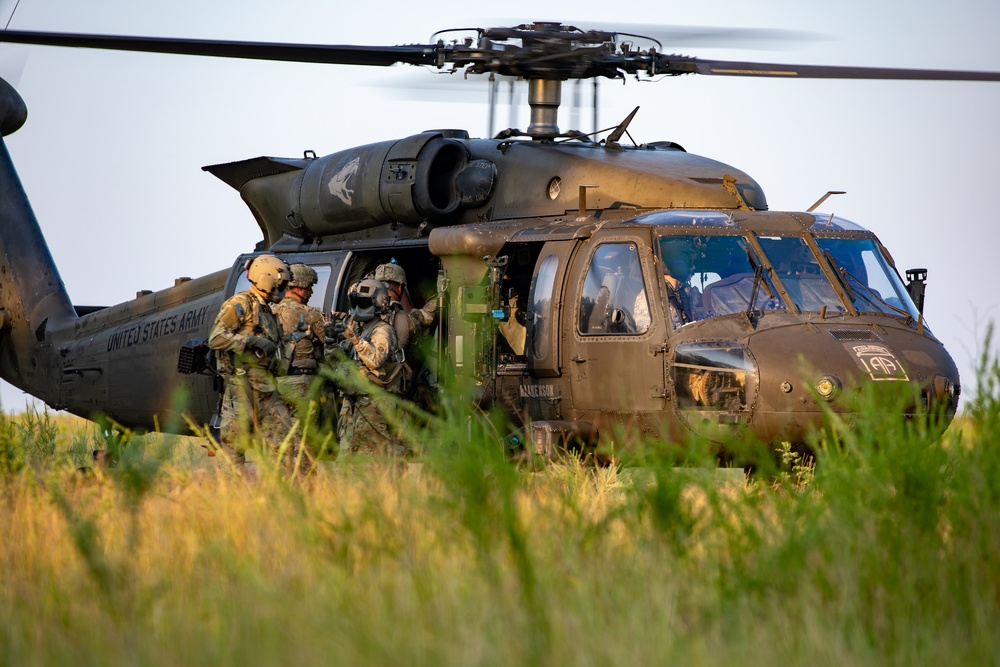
[0,80,78,405]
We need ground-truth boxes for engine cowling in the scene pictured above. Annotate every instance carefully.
[205,131,494,246]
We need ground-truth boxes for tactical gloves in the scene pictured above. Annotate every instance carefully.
[245,335,277,358]
[343,320,359,343]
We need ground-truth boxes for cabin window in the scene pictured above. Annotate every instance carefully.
[305,265,333,309]
[658,235,786,326]
[528,254,559,364]
[578,243,648,335]
[233,264,333,311]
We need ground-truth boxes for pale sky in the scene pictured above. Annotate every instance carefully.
[1,0,998,411]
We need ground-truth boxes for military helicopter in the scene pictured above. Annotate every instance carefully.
[0,21,995,455]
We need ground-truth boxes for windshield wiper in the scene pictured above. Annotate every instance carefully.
[823,250,911,320]
[843,267,912,320]
[822,249,856,303]
[744,248,775,310]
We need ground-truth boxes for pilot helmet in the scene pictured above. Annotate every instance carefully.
[660,239,695,282]
[289,263,319,288]
[246,254,291,304]
[347,279,390,322]
[373,262,407,286]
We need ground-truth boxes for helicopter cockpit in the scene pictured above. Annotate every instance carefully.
[644,211,923,328]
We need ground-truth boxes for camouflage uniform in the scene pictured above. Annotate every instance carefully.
[387,299,437,351]
[373,262,437,352]
[274,295,327,406]
[275,293,334,458]
[337,317,409,458]
[208,288,295,471]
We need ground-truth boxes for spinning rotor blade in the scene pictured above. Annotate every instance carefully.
[566,22,827,50]
[673,57,1000,81]
[0,29,439,67]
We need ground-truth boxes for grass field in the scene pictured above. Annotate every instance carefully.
[1,346,998,666]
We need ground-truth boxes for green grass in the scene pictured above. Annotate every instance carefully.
[0,345,998,666]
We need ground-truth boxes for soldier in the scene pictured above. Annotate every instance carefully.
[336,279,409,458]
[372,262,440,408]
[372,262,437,351]
[274,263,332,460]
[634,270,698,332]
[274,264,327,405]
[208,254,297,475]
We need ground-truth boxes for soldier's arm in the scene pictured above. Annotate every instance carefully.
[353,327,391,372]
[208,297,254,353]
[309,311,327,345]
[274,304,295,342]
[406,298,438,331]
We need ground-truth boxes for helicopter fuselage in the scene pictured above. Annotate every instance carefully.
[0,18,990,455]
[0,102,959,450]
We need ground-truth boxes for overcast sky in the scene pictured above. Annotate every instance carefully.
[1,0,998,412]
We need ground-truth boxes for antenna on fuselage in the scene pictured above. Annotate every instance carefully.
[806,190,846,212]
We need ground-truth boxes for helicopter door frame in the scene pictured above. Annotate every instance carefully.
[525,239,576,378]
[564,230,669,418]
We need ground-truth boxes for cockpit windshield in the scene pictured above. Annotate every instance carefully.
[657,235,786,327]
[756,236,845,314]
[656,232,920,325]
[814,238,920,320]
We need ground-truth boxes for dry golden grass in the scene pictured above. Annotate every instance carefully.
[1,369,998,667]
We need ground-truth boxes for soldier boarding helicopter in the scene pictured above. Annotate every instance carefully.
[0,22,994,457]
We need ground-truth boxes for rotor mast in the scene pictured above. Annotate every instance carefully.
[527,79,562,136]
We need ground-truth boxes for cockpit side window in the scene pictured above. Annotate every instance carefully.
[578,243,648,335]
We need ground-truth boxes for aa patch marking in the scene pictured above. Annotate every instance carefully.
[851,344,909,381]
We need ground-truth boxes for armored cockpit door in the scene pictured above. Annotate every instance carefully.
[565,232,668,421]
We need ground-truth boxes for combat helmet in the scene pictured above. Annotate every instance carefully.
[246,254,291,303]
[347,279,391,322]
[289,263,319,288]
[373,262,407,286]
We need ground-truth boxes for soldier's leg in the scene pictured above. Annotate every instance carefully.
[277,389,316,477]
[352,396,405,458]
[216,378,250,473]
[337,396,357,457]
[256,388,312,476]
[288,375,329,460]
[371,394,409,457]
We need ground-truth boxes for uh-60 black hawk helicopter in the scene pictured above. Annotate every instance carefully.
[0,22,994,458]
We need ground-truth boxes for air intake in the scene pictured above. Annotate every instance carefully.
[828,329,880,341]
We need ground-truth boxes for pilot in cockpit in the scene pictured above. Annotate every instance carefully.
[634,247,701,331]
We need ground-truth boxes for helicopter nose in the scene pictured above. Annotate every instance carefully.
[928,373,960,408]
[745,323,960,443]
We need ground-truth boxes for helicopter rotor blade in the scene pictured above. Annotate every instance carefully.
[673,57,1000,82]
[3,25,1000,84]
[0,29,440,67]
